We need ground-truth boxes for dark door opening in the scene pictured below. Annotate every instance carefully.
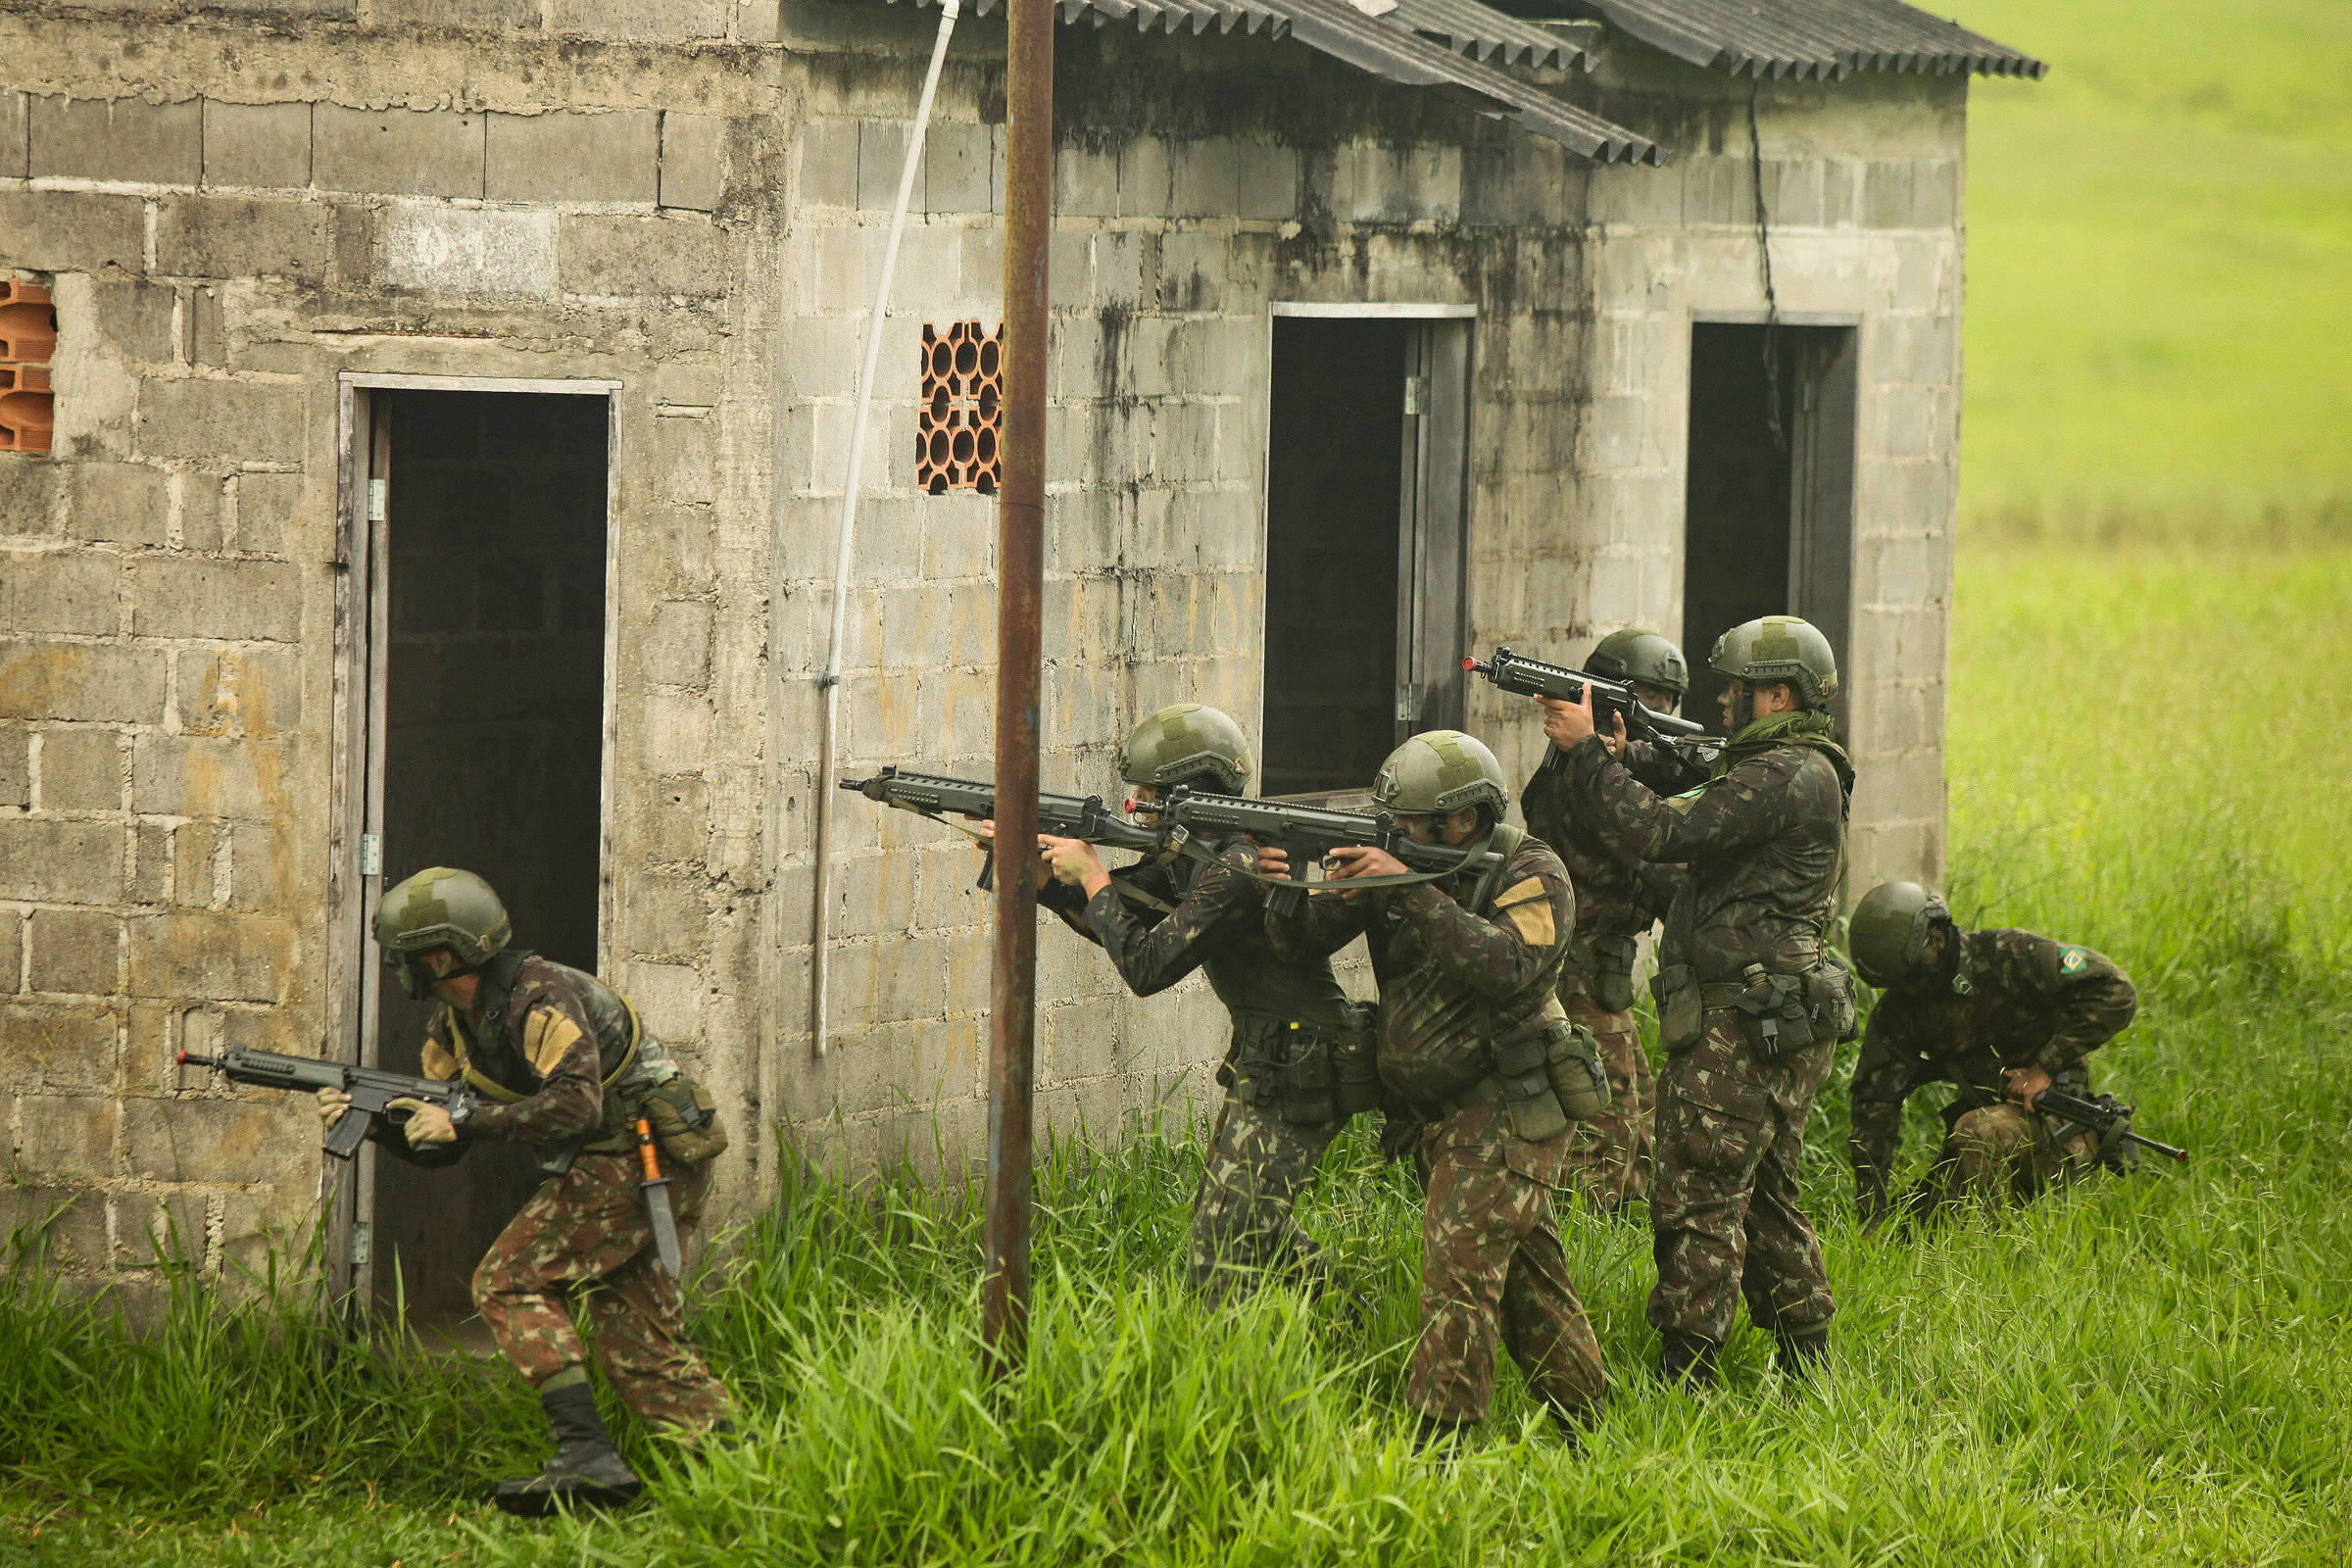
[364,389,610,1326]
[1260,317,1471,798]
[1681,323,1857,731]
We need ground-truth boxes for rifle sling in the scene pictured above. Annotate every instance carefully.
[446,995,643,1106]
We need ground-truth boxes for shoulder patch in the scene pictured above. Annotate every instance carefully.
[523,1006,587,1077]
[1494,877,1557,947]
[1666,785,1707,814]
[2059,947,2089,976]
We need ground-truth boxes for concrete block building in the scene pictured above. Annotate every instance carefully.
[0,0,2036,1320]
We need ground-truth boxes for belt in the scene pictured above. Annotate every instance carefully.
[1699,983,1748,1007]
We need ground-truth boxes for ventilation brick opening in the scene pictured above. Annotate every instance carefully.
[0,277,57,455]
[916,319,1003,495]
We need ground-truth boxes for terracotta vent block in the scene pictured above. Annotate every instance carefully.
[0,277,57,455]
[916,319,1003,495]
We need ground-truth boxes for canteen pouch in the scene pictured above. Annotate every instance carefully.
[1332,1002,1382,1117]
[641,1072,730,1166]
[1651,963,1703,1054]
[1807,958,1860,1044]
[1589,934,1639,1014]
[1489,1012,1569,1143]
[1733,966,1818,1063]
[1543,1018,1611,1122]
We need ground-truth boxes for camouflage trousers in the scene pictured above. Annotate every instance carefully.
[1408,1111,1607,1427]
[1649,1009,1835,1347]
[1555,988,1654,1214]
[1189,1090,1345,1305]
[471,1151,734,1432]
[1919,1103,2099,1215]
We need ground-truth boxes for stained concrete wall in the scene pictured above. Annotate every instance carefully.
[0,2,1964,1303]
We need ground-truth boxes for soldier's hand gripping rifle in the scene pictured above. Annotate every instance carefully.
[2030,1085,2188,1165]
[1150,786,1506,919]
[1465,646,1713,779]
[839,766,1166,890]
[177,1045,479,1161]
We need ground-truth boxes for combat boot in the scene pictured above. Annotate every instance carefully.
[1412,1413,1473,1456]
[493,1374,644,1517]
[1656,1330,1720,1390]
[1773,1327,1831,1387]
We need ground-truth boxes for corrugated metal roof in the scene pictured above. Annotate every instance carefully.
[1575,0,2043,79]
[889,0,1661,162]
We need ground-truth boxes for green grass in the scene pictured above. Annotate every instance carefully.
[1958,0,2352,532]
[5,539,2349,1564]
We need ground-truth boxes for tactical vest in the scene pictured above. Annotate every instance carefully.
[445,950,680,1159]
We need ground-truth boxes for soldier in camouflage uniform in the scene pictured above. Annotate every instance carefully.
[1846,881,2140,1223]
[1017,705,1371,1307]
[316,868,733,1514]
[1519,628,1693,1216]
[1539,616,1855,1388]
[1262,731,1608,1442]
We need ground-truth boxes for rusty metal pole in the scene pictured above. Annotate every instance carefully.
[985,0,1052,1378]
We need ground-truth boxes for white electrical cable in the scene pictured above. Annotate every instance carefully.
[808,0,961,1059]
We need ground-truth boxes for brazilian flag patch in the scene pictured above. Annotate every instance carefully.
[2059,947,2088,976]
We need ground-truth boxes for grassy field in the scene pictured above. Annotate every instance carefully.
[5,542,2347,1564]
[1958,0,2352,531]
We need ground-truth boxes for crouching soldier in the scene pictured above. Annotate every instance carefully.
[318,867,734,1514]
[1262,731,1610,1445]
[1846,881,2140,1225]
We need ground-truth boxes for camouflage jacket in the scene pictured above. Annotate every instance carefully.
[1265,833,1574,1110]
[1040,840,1353,1033]
[1560,717,1850,985]
[406,950,675,1162]
[1848,929,2137,1207]
[1520,741,1687,949]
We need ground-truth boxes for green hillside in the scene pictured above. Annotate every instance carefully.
[1957,0,2352,532]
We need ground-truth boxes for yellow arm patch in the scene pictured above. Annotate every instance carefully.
[419,1036,462,1082]
[523,1006,588,1078]
[1493,877,1558,948]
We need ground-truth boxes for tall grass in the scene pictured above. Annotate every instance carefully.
[6,540,2349,1565]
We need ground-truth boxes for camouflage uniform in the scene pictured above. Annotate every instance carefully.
[1560,712,1851,1355]
[384,949,733,1431]
[1042,840,1358,1304]
[1270,835,1607,1429]
[1520,742,1690,1213]
[1849,930,2138,1219]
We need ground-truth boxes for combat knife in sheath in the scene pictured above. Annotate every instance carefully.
[634,1116,683,1278]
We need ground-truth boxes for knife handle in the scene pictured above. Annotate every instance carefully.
[634,1116,663,1182]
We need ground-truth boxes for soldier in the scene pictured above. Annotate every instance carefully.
[1519,628,1691,1217]
[1012,704,1374,1307]
[1261,731,1608,1444]
[316,867,734,1515]
[1539,615,1856,1389]
[1845,881,2140,1224]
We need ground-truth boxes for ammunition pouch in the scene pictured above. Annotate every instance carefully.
[1544,1017,1611,1122]
[1233,1004,1376,1126]
[1587,933,1640,1014]
[1450,1006,1605,1144]
[641,1071,730,1167]
[1651,964,1703,1054]
[1719,959,1856,1064]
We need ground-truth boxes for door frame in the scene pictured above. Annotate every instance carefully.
[328,370,621,1307]
[1258,304,1478,766]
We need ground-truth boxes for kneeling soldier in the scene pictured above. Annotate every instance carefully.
[320,867,734,1514]
[1846,881,2140,1224]
[1263,731,1609,1443]
[1023,704,1374,1307]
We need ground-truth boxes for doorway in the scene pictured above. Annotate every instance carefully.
[348,386,612,1326]
[1259,313,1471,797]
[1680,322,1857,729]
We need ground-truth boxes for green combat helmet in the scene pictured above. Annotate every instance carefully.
[1121,703,1252,795]
[1588,628,1690,706]
[1847,880,1950,987]
[1711,614,1838,709]
[1371,730,1508,817]
[374,867,513,999]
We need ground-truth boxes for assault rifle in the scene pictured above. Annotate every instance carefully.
[2030,1085,2188,1165]
[1152,786,1506,919]
[177,1045,479,1162]
[1465,646,1712,778]
[839,766,1164,891]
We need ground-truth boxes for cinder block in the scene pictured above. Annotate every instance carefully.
[117,1188,209,1268]
[34,726,122,812]
[0,191,145,272]
[558,214,729,298]
[1862,162,1913,229]
[29,908,120,996]
[549,0,728,38]
[30,96,201,186]
[122,1093,286,1179]
[172,819,222,904]
[156,197,331,282]
[377,203,557,300]
[371,0,533,23]
[0,728,25,808]
[130,733,291,818]
[487,110,660,204]
[312,105,485,199]
[95,278,177,365]
[796,119,859,210]
[0,907,19,991]
[922,120,991,216]
[660,112,725,212]
[200,101,312,190]
[0,1184,111,1268]
[125,910,289,1004]
[1171,137,1242,220]
[1117,137,1172,218]
[642,598,713,688]
[1234,139,1298,222]
[0,552,120,637]
[0,818,123,903]
[133,379,306,466]
[1054,145,1117,219]
[0,463,61,540]
[1,92,25,180]
[0,642,166,724]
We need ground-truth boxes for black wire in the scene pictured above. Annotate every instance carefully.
[1746,84,1786,453]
